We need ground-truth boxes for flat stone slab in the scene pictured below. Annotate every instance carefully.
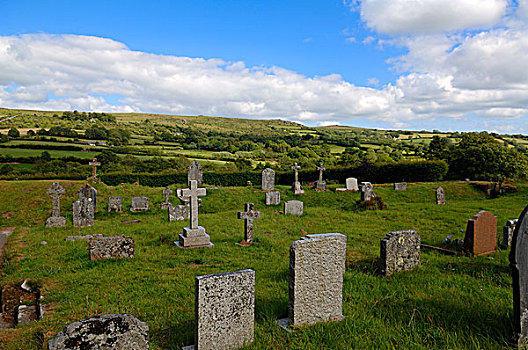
[120,219,141,225]
[89,235,135,260]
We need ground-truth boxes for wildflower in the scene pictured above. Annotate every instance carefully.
[444,238,448,242]
[447,235,452,239]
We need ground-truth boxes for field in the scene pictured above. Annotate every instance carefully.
[0,179,526,349]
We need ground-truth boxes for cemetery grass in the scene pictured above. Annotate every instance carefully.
[0,180,526,349]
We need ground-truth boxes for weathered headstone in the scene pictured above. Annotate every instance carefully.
[78,184,97,212]
[380,230,421,276]
[187,269,255,350]
[290,163,304,195]
[265,191,280,205]
[463,210,497,256]
[89,235,135,260]
[72,198,94,227]
[66,234,104,242]
[176,180,213,248]
[502,219,518,249]
[0,280,42,329]
[161,186,173,209]
[510,205,528,346]
[130,197,149,212]
[107,196,122,212]
[261,168,275,191]
[188,160,203,186]
[284,200,303,216]
[237,203,260,243]
[168,203,189,221]
[283,233,346,328]
[314,163,326,190]
[46,182,66,227]
[48,314,149,350]
[88,157,101,179]
[346,177,359,191]
[394,182,407,191]
[360,182,376,201]
[436,186,446,204]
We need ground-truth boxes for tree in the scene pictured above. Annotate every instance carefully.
[7,127,20,138]
[425,136,449,160]
[27,130,36,137]
[40,151,52,162]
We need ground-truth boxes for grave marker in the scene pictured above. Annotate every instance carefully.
[314,163,326,190]
[346,177,359,191]
[360,182,376,201]
[130,197,149,212]
[463,210,497,256]
[436,186,446,204]
[284,200,303,216]
[88,157,101,179]
[265,191,280,205]
[72,198,94,227]
[188,160,203,186]
[502,219,518,249]
[46,182,66,227]
[261,168,275,191]
[394,182,407,191]
[107,196,122,212]
[176,180,213,248]
[510,205,528,346]
[161,186,173,209]
[168,203,188,221]
[78,184,97,212]
[89,235,135,260]
[290,162,304,195]
[380,230,421,276]
[237,203,260,244]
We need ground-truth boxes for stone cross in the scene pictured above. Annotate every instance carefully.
[317,163,325,183]
[89,158,101,178]
[181,180,206,230]
[47,182,65,217]
[291,163,301,183]
[238,203,261,243]
[162,186,173,203]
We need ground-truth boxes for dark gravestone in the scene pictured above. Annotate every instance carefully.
[188,160,203,186]
[511,206,528,346]
[463,210,497,256]
[502,219,518,249]
[237,203,260,243]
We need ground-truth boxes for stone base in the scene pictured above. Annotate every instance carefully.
[182,346,195,350]
[314,181,326,191]
[236,240,253,247]
[45,216,66,227]
[292,182,304,195]
[183,226,206,238]
[160,202,170,210]
[176,232,214,249]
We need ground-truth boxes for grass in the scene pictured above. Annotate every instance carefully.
[0,148,99,159]
[0,180,525,348]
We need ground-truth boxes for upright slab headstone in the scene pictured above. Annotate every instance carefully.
[261,168,275,191]
[284,200,303,216]
[89,235,135,260]
[188,269,255,350]
[380,230,421,276]
[436,186,446,204]
[237,203,260,243]
[161,186,173,209]
[285,233,346,327]
[502,219,519,249]
[394,182,407,191]
[176,180,213,248]
[130,197,149,212]
[88,157,101,179]
[48,314,149,350]
[46,182,66,227]
[510,205,528,346]
[168,203,188,221]
[265,191,280,205]
[360,182,376,201]
[72,198,94,227]
[346,177,359,191]
[463,210,497,256]
[78,184,97,212]
[314,163,326,190]
[188,160,203,186]
[290,162,304,195]
[107,196,122,212]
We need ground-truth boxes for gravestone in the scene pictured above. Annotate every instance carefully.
[463,210,497,256]
[346,177,359,191]
[46,182,66,227]
[502,219,518,249]
[89,235,135,260]
[161,186,173,209]
[261,168,275,191]
[284,200,303,216]
[130,197,149,212]
[72,198,94,227]
[380,230,421,276]
[265,191,280,205]
[168,203,188,221]
[290,162,304,195]
[314,163,326,190]
[187,269,255,350]
[176,180,213,248]
[188,160,203,186]
[66,234,104,242]
[48,314,149,350]
[510,205,528,346]
[436,186,446,204]
[360,182,376,201]
[394,182,407,191]
[78,184,97,212]
[0,280,42,329]
[88,157,101,179]
[107,196,122,212]
[284,233,346,327]
[237,203,260,243]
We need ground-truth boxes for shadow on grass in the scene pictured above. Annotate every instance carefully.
[346,257,380,276]
[150,318,194,350]
[441,259,511,287]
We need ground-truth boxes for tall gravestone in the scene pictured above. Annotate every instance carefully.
[314,163,326,190]
[503,219,518,249]
[290,163,304,195]
[46,182,66,227]
[436,186,446,204]
[510,205,528,346]
[261,168,275,191]
[360,182,376,201]
[284,233,346,327]
[48,314,149,349]
[188,160,203,186]
[176,180,213,248]
[237,203,260,244]
[346,177,359,191]
[73,198,94,227]
[107,196,122,212]
[463,210,497,256]
[88,157,101,180]
[185,270,255,350]
[265,191,280,205]
[78,184,97,212]
[380,230,421,276]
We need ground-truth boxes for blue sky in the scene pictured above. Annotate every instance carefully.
[1,0,528,133]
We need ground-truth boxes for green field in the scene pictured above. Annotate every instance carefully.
[0,148,99,159]
[0,180,525,349]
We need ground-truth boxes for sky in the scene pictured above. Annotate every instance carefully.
[1,0,528,134]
